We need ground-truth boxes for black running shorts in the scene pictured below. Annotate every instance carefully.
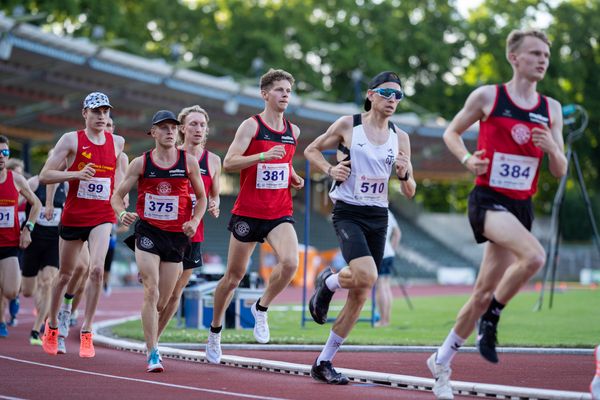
[125,219,190,263]
[0,246,19,261]
[228,214,295,243]
[22,237,59,277]
[59,223,110,242]
[182,241,203,270]
[332,201,388,269]
[468,185,534,244]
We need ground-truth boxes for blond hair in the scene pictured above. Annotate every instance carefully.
[177,105,210,145]
[506,29,551,58]
[259,68,295,91]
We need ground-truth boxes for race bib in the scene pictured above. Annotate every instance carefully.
[77,177,111,200]
[354,176,388,202]
[144,193,178,221]
[489,152,539,191]
[190,193,197,212]
[36,207,62,227]
[0,206,15,228]
[256,163,289,189]
[18,210,26,227]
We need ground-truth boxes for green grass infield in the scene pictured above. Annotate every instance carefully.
[109,288,598,348]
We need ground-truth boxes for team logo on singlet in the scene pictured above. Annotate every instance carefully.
[157,181,172,195]
[139,236,154,249]
[234,221,250,237]
[511,124,531,145]
[81,151,92,159]
[77,162,87,170]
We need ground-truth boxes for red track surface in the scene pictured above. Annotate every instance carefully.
[0,286,593,400]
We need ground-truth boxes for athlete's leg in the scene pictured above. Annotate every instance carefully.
[376,275,392,326]
[261,223,298,306]
[210,235,255,328]
[70,244,90,314]
[157,268,193,338]
[33,266,59,332]
[80,223,112,332]
[47,238,85,327]
[0,257,21,325]
[136,248,161,351]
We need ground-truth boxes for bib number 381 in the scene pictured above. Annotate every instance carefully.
[256,163,289,189]
[489,152,539,191]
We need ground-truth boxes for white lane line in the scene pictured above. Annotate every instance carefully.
[0,355,291,400]
[0,396,28,400]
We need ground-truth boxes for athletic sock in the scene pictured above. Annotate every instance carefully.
[210,325,222,334]
[62,294,74,312]
[255,298,268,312]
[436,329,466,367]
[481,296,505,325]
[316,330,345,364]
[325,273,340,292]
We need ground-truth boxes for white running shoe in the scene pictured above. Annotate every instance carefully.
[427,353,454,400]
[57,309,71,338]
[206,331,222,364]
[57,336,66,355]
[251,302,270,344]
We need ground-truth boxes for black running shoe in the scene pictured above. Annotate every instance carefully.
[477,319,499,363]
[309,268,335,325]
[310,360,349,385]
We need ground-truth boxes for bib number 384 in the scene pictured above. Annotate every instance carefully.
[256,163,289,189]
[489,152,539,191]
[77,177,111,200]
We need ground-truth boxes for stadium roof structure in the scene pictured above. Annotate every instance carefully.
[0,14,475,180]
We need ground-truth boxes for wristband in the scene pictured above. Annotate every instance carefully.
[24,221,35,232]
[398,171,410,181]
[118,210,127,222]
[461,152,472,165]
[259,152,265,162]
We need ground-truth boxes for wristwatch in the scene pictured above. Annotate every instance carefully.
[398,171,410,181]
[24,221,35,232]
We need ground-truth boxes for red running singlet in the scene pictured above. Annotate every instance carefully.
[0,170,20,247]
[231,115,297,219]
[62,130,117,227]
[136,150,192,232]
[189,149,213,243]
[475,85,550,200]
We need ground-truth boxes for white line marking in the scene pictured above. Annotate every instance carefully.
[0,396,28,400]
[0,355,291,400]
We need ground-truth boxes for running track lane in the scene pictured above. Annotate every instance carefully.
[0,287,592,399]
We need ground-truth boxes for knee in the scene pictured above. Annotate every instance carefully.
[354,268,378,288]
[88,266,104,283]
[22,288,34,298]
[145,287,159,306]
[522,249,546,276]
[223,270,244,290]
[279,255,299,277]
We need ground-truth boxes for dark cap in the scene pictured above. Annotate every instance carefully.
[147,110,180,135]
[364,71,403,111]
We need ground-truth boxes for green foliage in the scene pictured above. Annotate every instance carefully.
[111,289,599,347]
[1,0,598,215]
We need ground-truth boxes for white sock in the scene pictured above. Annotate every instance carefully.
[61,302,72,313]
[316,330,345,364]
[436,329,466,366]
[325,273,340,291]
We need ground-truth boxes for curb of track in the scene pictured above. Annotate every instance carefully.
[93,316,592,400]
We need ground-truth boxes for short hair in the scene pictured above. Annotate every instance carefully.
[7,158,24,171]
[259,68,295,91]
[0,135,8,145]
[506,29,551,58]
[177,105,210,144]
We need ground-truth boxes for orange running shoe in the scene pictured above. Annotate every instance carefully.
[79,331,95,358]
[42,322,58,355]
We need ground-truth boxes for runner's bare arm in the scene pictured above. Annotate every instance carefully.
[111,156,141,227]
[443,86,494,175]
[40,132,95,184]
[208,152,221,218]
[533,97,567,178]
[395,128,416,199]
[183,154,207,237]
[14,173,42,249]
[304,115,353,181]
